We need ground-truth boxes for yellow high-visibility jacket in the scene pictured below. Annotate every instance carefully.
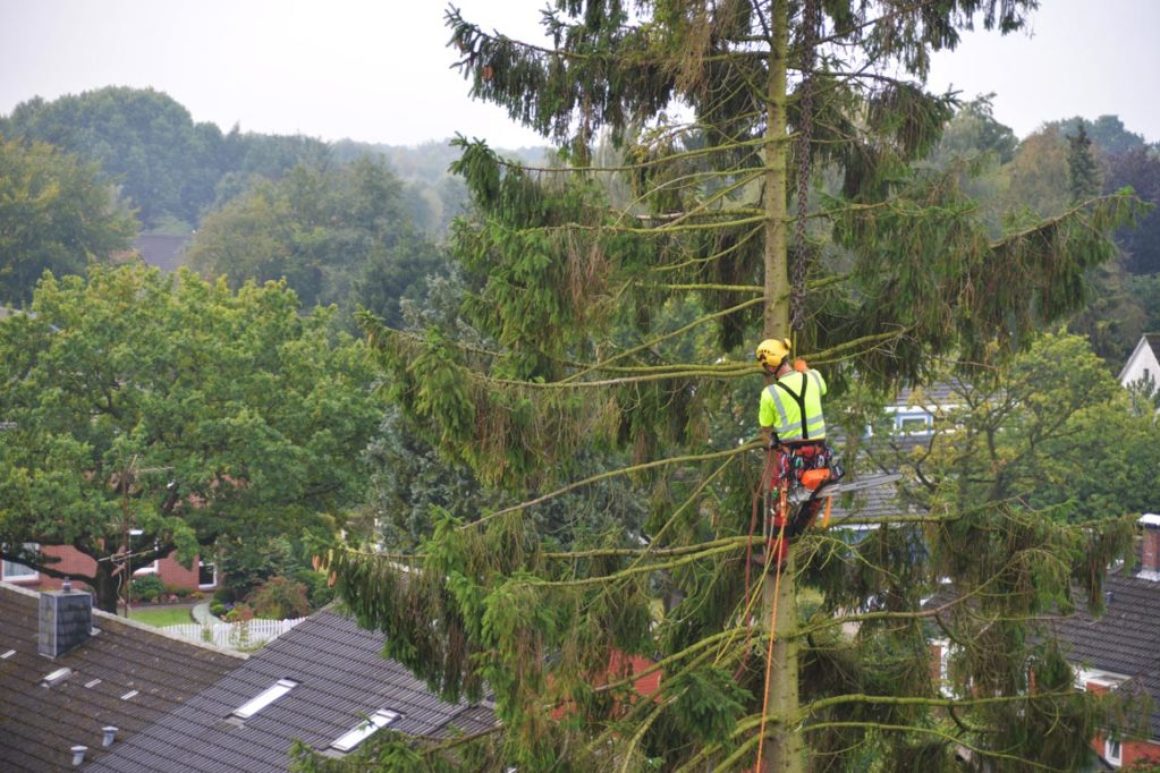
[759,369,827,442]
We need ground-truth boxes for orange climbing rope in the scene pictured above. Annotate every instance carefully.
[737,448,775,682]
[754,481,789,772]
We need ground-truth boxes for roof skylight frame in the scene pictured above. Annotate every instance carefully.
[232,677,299,719]
[330,709,400,752]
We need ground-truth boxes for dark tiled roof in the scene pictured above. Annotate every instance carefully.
[828,478,910,526]
[1145,333,1160,353]
[0,583,242,772]
[87,609,496,772]
[1049,568,1160,739]
[894,380,965,406]
[131,235,190,273]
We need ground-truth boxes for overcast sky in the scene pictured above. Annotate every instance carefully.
[1,0,1157,149]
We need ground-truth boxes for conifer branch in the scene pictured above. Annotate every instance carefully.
[464,444,759,528]
[803,690,1073,715]
[650,224,764,273]
[515,213,769,235]
[560,296,764,383]
[797,722,1056,770]
[520,541,741,588]
[481,365,753,389]
[654,283,764,293]
[490,135,766,174]
[988,191,1137,249]
[541,536,745,561]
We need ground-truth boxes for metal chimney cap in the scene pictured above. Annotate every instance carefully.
[102,726,119,746]
[70,745,87,766]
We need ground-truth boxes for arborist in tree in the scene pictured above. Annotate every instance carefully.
[755,338,841,568]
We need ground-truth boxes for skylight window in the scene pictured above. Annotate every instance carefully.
[331,709,400,752]
[232,678,299,719]
[41,667,72,686]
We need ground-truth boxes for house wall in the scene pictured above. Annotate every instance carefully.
[7,545,213,592]
[1092,732,1160,768]
[1118,336,1160,388]
[916,655,1160,769]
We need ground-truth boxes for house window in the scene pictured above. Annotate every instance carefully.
[330,709,400,752]
[1075,668,1128,693]
[1105,736,1122,767]
[2,543,40,583]
[131,535,160,576]
[931,639,952,696]
[896,412,933,435]
[198,559,218,589]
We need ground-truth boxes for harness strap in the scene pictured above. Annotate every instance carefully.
[775,373,810,440]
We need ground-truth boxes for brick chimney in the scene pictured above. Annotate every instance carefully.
[1139,514,1160,580]
[37,583,93,658]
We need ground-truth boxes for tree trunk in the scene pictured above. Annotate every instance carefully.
[762,2,801,771]
[92,562,122,614]
[763,0,791,338]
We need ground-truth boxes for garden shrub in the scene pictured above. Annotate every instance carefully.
[131,575,165,603]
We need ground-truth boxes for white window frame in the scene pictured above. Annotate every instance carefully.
[932,639,954,697]
[197,558,218,590]
[2,543,41,583]
[1105,736,1122,767]
[131,535,160,576]
[1074,667,1129,692]
[895,411,933,435]
[331,709,400,752]
[232,678,299,719]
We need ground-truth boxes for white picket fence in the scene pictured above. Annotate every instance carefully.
[161,617,306,650]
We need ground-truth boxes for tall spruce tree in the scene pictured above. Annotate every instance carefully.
[319,2,1145,770]
[1067,122,1102,204]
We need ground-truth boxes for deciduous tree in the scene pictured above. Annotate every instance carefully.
[0,264,379,612]
[0,136,135,305]
[188,157,445,327]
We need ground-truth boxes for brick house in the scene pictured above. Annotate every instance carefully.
[1049,514,1160,769]
[2,545,218,595]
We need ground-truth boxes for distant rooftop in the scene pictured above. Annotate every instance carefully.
[132,234,190,273]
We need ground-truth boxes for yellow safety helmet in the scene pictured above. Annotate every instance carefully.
[755,338,792,370]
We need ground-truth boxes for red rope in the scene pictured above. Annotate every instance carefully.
[755,482,789,771]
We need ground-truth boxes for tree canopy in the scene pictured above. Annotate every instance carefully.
[0,86,332,229]
[186,157,447,329]
[0,264,380,612]
[0,135,136,305]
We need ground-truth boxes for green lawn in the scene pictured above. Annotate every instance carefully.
[128,606,194,627]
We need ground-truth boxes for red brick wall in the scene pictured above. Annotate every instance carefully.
[1092,732,1160,767]
[36,545,98,589]
[1125,739,1160,767]
[156,553,200,588]
[1084,680,1110,695]
[16,545,210,592]
[1143,526,1160,572]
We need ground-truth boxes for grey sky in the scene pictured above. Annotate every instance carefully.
[1,0,1157,149]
